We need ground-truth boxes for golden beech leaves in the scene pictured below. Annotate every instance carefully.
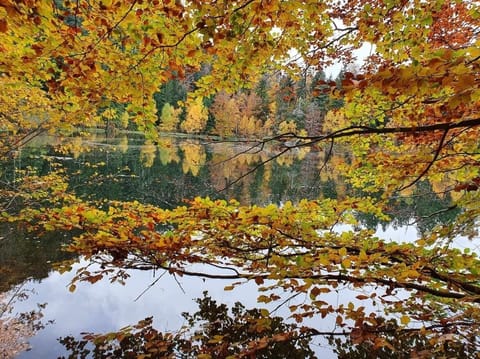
[1,0,479,155]
[400,315,411,326]
[17,190,480,299]
[8,166,480,354]
[2,0,480,356]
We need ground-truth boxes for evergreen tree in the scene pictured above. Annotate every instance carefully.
[296,75,308,101]
[254,75,271,122]
[275,74,296,123]
[202,95,216,133]
[310,70,329,111]
[153,79,187,123]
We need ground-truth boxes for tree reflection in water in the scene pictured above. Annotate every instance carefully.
[0,285,50,358]
[59,291,478,359]
[59,291,317,359]
[1,136,467,358]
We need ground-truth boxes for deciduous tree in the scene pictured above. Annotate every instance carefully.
[180,98,208,134]
[158,103,180,132]
[210,91,240,136]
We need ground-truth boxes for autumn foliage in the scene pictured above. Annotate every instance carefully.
[1,0,480,357]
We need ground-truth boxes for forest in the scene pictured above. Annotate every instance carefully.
[152,68,345,137]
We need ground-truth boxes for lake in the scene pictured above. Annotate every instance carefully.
[0,133,459,358]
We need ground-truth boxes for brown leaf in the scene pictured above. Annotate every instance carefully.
[254,276,264,285]
[0,19,7,33]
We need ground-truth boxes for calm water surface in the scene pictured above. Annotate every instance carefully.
[0,134,458,358]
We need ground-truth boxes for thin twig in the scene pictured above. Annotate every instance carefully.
[270,292,303,315]
[172,272,186,294]
[0,284,26,318]
[133,270,168,302]
[398,128,449,192]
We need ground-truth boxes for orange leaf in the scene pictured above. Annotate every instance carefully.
[0,19,7,33]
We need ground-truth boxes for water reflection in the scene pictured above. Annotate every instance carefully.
[0,224,75,293]
[13,261,267,358]
[3,134,341,208]
[0,285,49,358]
[0,134,461,357]
[59,291,318,358]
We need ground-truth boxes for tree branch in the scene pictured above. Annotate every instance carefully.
[282,118,480,146]
[398,128,449,192]
[108,261,476,302]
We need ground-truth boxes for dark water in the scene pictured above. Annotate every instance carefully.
[0,134,457,358]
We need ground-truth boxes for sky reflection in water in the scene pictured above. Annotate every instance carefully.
[3,136,466,358]
[11,225,429,358]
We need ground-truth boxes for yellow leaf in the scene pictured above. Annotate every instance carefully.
[358,249,368,261]
[400,315,410,325]
[260,309,270,317]
[341,258,352,268]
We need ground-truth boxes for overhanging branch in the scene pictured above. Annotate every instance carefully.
[101,260,476,302]
[280,117,480,146]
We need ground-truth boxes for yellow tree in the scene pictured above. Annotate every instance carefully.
[210,91,241,136]
[180,98,208,134]
[238,115,261,137]
[158,103,180,132]
[237,92,262,121]
[278,120,298,134]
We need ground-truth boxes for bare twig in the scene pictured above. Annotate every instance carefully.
[133,270,168,302]
[398,128,449,192]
